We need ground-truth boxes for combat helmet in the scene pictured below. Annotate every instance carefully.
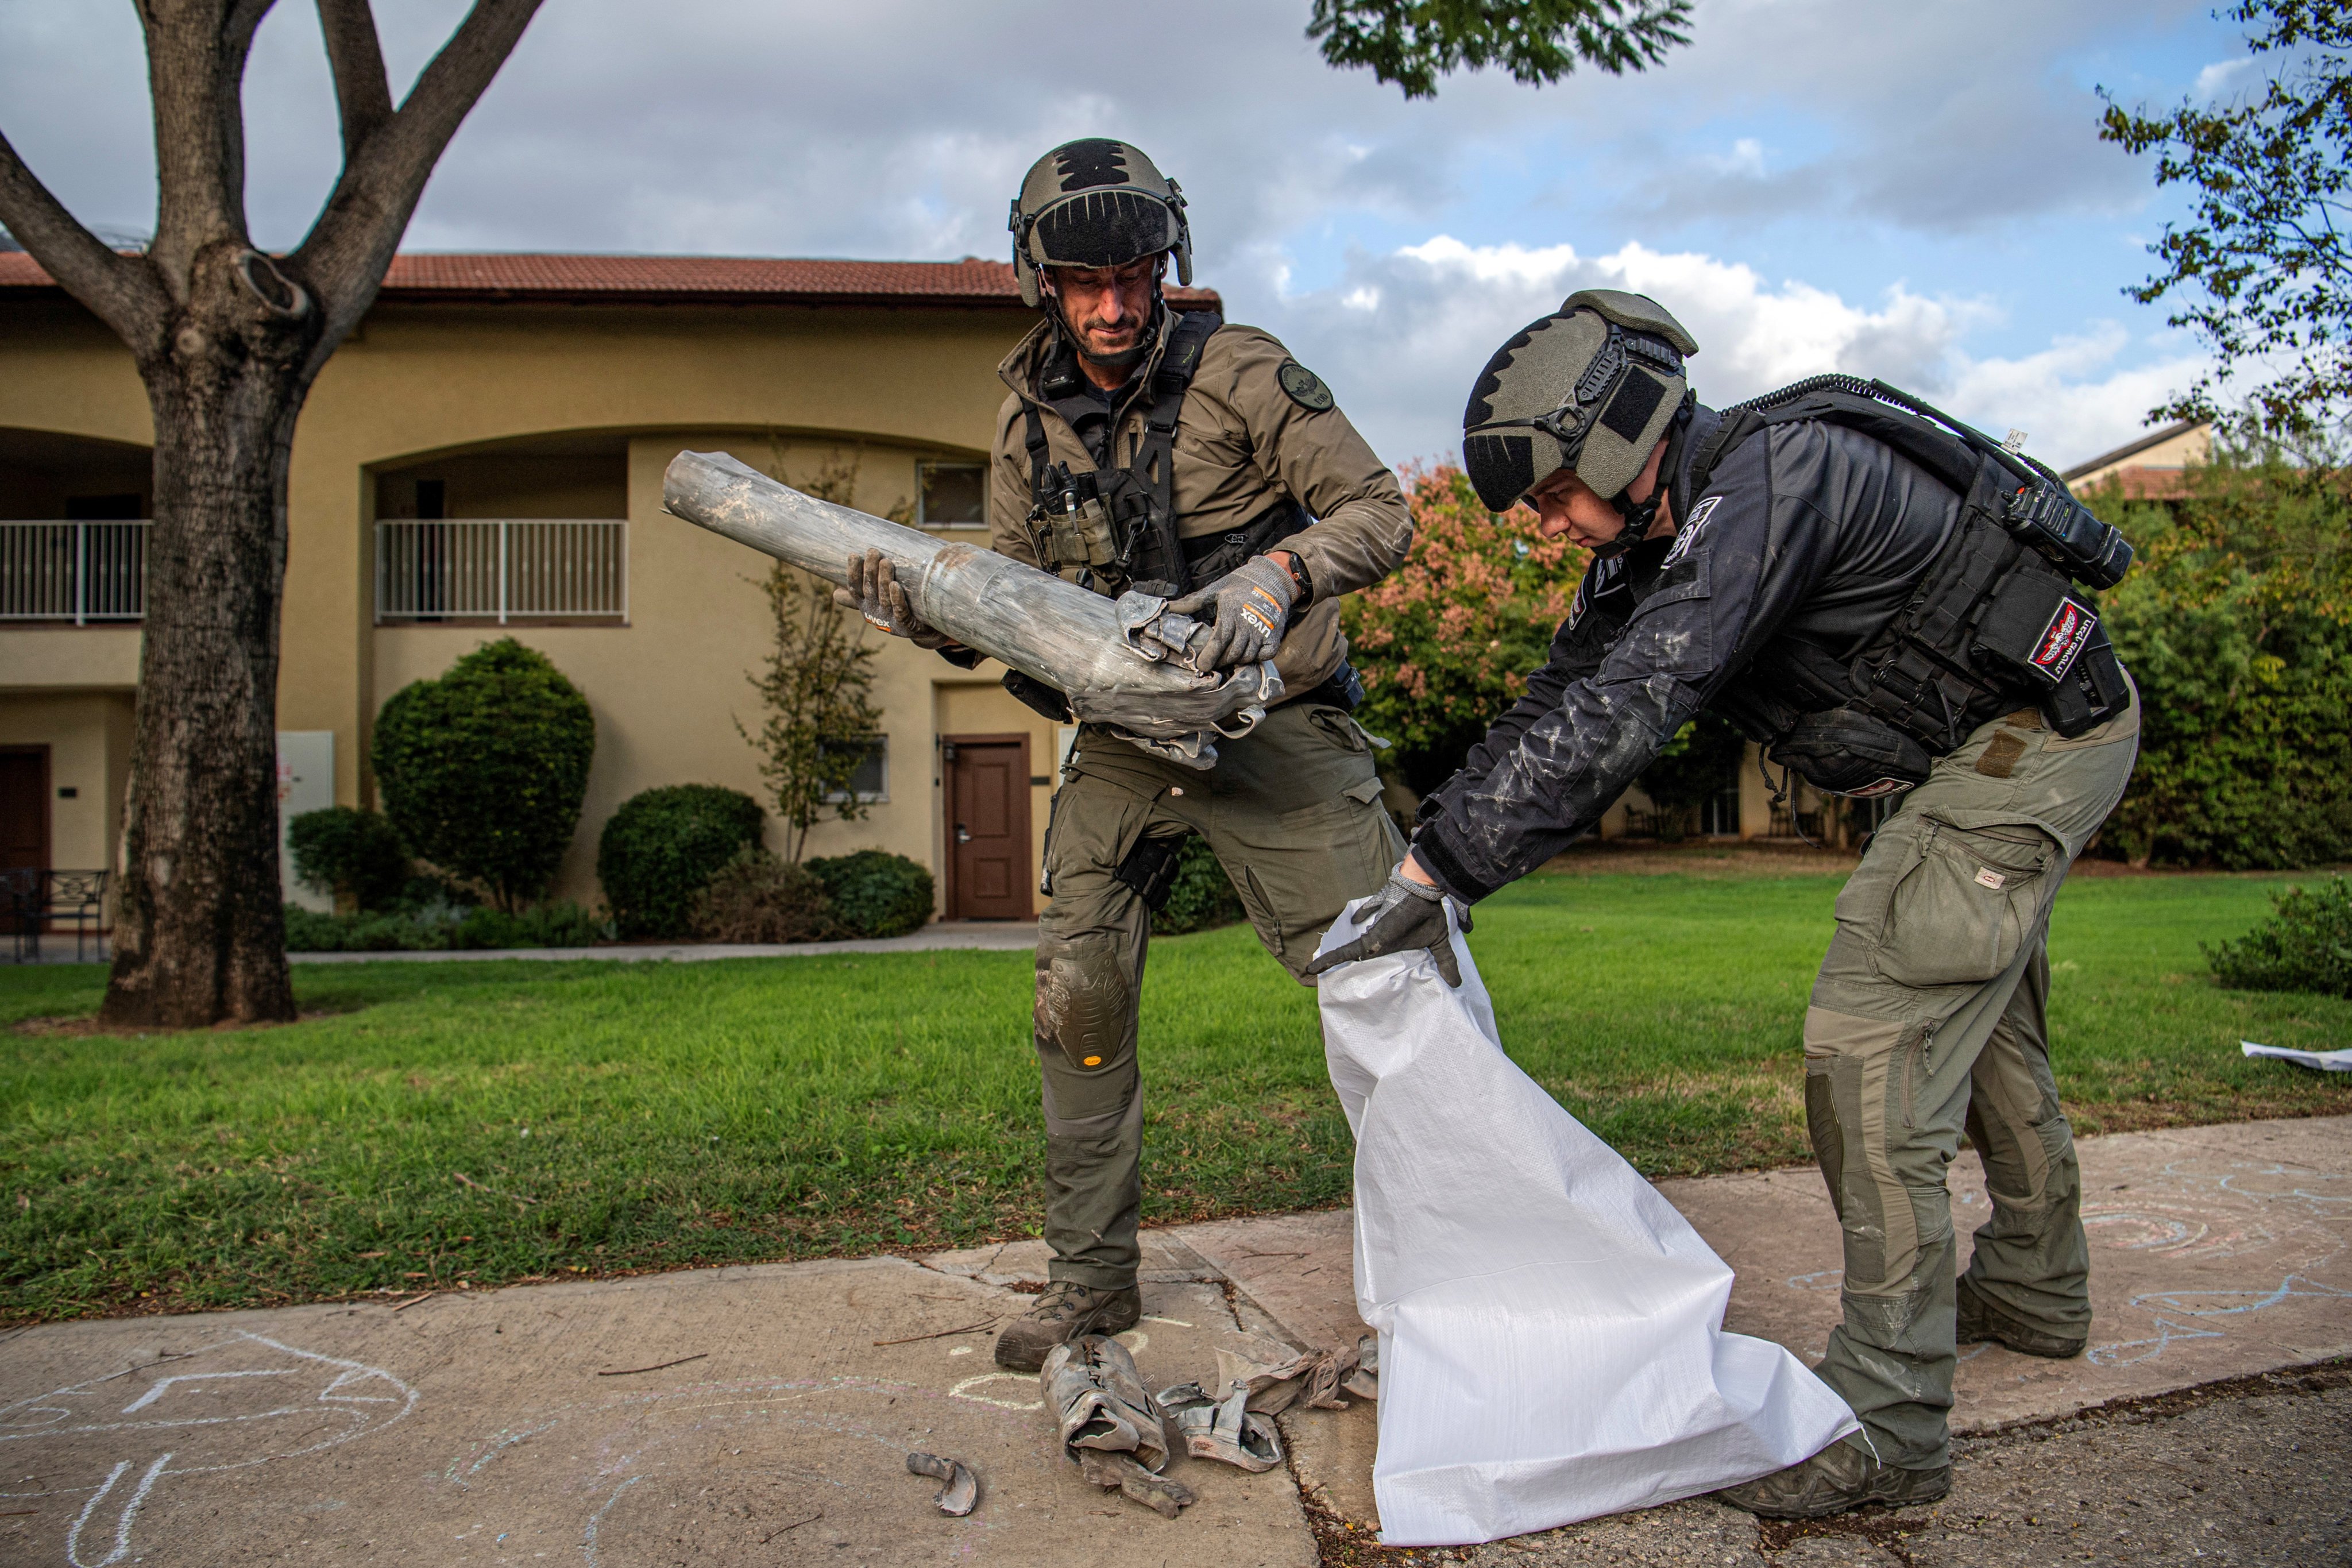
[1009,138,1192,308]
[1462,289,1698,549]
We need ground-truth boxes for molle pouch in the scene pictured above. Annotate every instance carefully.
[1113,832,1187,913]
[1028,468,1121,576]
[1003,669,1073,724]
[1972,570,2099,691]
[2037,620,2129,737]
[1766,708,1933,798]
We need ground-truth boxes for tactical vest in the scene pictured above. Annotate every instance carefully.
[1021,309,1308,600]
[1689,376,2134,798]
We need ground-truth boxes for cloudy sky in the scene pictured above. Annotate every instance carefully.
[1,0,2251,469]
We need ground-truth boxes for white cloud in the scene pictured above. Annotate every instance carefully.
[2194,56,2255,101]
[1260,237,2191,471]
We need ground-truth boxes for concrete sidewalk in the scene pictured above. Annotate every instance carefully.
[9,924,1041,967]
[2,1115,2344,1566]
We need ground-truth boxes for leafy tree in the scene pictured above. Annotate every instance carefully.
[740,567,883,863]
[2092,443,2352,867]
[2099,1,2351,439]
[1342,462,1578,793]
[1310,0,1693,99]
[372,639,594,911]
[0,1,542,1026]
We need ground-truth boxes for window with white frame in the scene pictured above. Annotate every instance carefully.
[823,735,889,803]
[918,461,987,528]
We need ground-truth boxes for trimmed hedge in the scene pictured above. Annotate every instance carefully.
[690,851,839,943]
[285,806,409,910]
[282,899,605,953]
[372,639,595,910]
[598,785,765,940]
[1153,836,1246,936]
[806,849,933,939]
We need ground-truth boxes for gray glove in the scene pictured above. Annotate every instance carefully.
[1168,555,1296,669]
[1305,863,1473,988]
[833,548,955,650]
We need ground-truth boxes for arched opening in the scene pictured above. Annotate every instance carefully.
[0,428,153,623]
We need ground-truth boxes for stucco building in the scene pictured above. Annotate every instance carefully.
[0,251,1239,920]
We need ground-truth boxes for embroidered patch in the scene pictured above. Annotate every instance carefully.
[1844,777,1912,799]
[1975,867,2008,890]
[1567,557,1619,631]
[1276,360,1335,411]
[2029,597,2096,682]
[1660,495,1722,567]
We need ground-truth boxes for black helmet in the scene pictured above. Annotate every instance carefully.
[1008,138,1192,309]
[1462,289,1698,550]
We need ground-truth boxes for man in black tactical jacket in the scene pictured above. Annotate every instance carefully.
[1310,289,2141,1518]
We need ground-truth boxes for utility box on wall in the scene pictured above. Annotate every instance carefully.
[276,731,334,913]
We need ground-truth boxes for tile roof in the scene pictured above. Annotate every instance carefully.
[0,250,1222,311]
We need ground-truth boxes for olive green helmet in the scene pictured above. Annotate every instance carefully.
[1461,289,1699,516]
[1008,138,1192,309]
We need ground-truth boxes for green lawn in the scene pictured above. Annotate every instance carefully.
[3,866,2346,1323]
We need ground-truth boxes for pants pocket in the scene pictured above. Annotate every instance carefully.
[1875,818,2055,988]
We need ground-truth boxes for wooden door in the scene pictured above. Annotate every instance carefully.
[0,747,48,873]
[944,734,1032,920]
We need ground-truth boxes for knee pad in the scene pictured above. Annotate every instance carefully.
[1034,931,1134,1072]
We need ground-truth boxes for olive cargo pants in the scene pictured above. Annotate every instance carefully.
[1805,680,2140,1470]
[1034,701,1405,1289]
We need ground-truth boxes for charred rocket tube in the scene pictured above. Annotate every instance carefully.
[661,449,1239,713]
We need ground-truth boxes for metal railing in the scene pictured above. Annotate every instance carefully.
[376,519,627,623]
[0,521,149,623]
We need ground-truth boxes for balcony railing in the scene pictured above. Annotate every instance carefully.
[376,519,627,623]
[0,521,148,623]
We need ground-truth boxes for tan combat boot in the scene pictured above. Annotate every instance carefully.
[992,1281,1142,1372]
[1955,1276,2087,1359]
[1713,1440,1949,1519]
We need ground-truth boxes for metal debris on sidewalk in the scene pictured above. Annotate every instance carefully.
[1159,1381,1284,1472]
[1041,1334,1187,1516]
[905,1451,979,1516]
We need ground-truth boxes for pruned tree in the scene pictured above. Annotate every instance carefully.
[737,452,885,864]
[2099,0,2351,442]
[0,1,543,1027]
[1309,0,1693,99]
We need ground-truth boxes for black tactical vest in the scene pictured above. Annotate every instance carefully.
[1021,308,1307,600]
[1689,377,2134,798]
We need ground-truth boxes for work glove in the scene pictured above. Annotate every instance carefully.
[1306,862,1473,988]
[1168,555,1296,670]
[833,548,956,650]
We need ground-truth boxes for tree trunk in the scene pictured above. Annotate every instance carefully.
[99,256,310,1029]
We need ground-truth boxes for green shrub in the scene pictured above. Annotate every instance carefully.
[2093,450,2352,867]
[597,785,765,939]
[451,901,607,951]
[286,807,410,910]
[372,639,596,910]
[2206,876,2352,997]
[281,902,462,952]
[690,851,839,943]
[806,849,934,939]
[1153,836,1246,936]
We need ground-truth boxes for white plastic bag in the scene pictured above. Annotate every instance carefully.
[1315,901,1859,1546]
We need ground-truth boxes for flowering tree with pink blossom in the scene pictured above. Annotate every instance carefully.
[1342,462,1582,794]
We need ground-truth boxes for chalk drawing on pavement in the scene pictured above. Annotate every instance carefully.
[0,1330,418,1566]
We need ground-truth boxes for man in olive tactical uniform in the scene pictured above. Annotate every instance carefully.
[1311,291,2140,1517]
[839,139,1412,1373]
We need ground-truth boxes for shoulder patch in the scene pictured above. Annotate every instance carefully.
[1276,360,1335,412]
[1660,494,1722,569]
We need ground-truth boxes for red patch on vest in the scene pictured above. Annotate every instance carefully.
[2030,599,2095,681]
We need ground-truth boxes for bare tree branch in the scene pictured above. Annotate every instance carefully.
[0,125,167,352]
[316,0,394,163]
[144,0,277,298]
[292,0,544,358]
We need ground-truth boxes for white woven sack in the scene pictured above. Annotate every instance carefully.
[1315,901,1859,1546]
